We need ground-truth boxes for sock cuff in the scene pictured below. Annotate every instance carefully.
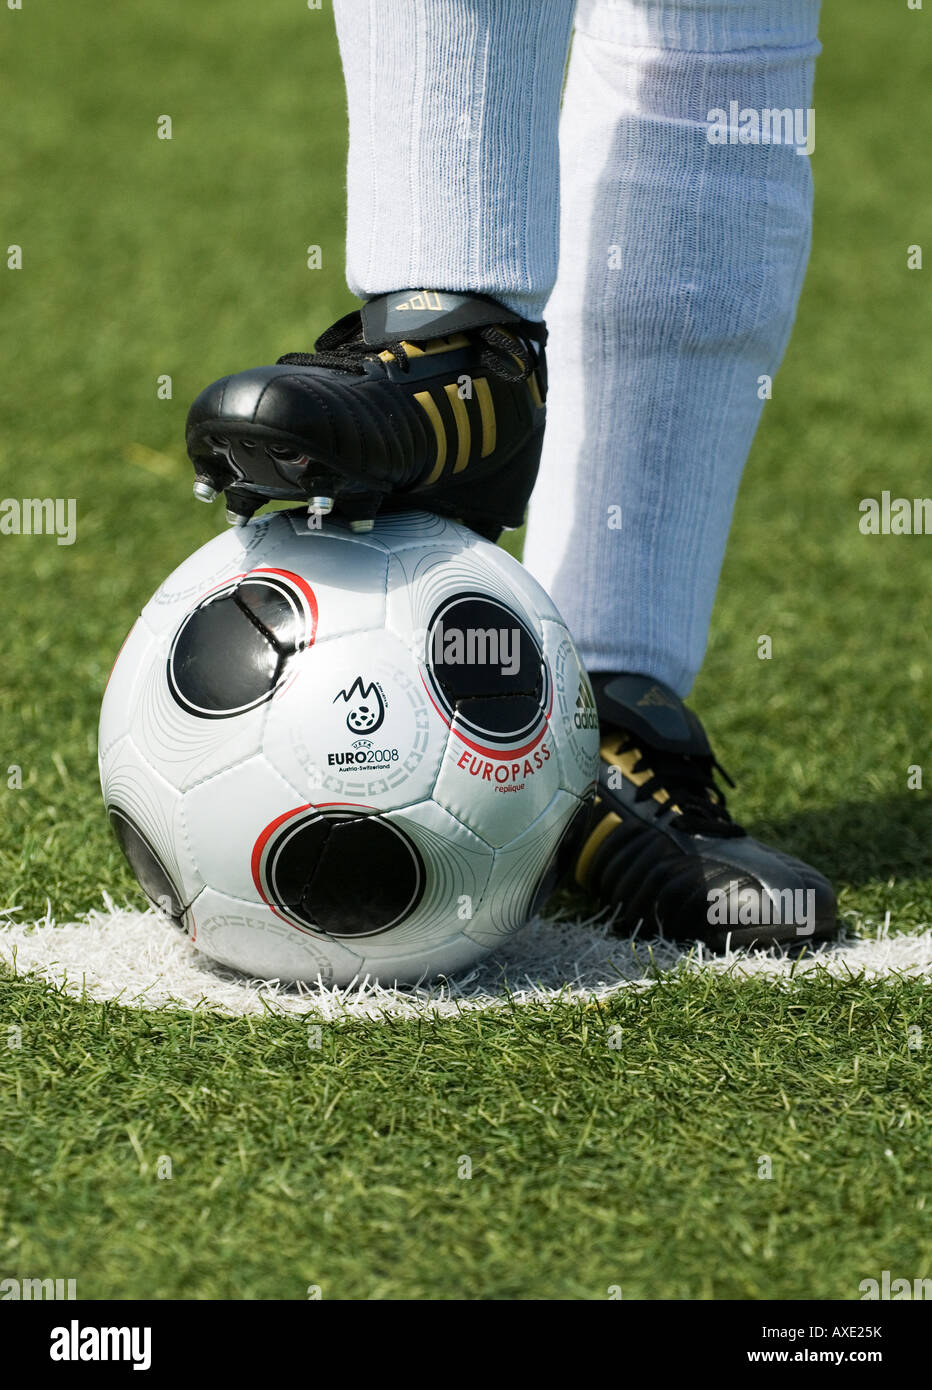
[574,0,822,55]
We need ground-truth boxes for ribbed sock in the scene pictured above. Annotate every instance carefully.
[333,0,575,320]
[333,0,822,696]
[522,0,822,694]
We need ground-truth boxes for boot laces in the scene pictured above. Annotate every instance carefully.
[622,736,745,838]
[276,311,545,383]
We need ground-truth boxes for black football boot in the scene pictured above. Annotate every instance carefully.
[574,673,837,950]
[186,289,547,540]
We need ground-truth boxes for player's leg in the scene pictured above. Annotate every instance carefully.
[186,0,574,537]
[524,0,834,946]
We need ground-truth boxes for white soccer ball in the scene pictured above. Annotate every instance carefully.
[98,509,599,986]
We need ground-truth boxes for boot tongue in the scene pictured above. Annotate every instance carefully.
[360,290,520,345]
[592,673,713,758]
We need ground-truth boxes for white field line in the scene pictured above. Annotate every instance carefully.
[0,899,929,1022]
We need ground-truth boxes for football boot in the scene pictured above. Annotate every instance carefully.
[186,289,547,540]
[574,672,837,949]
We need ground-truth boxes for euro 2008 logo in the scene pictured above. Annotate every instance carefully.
[333,676,386,733]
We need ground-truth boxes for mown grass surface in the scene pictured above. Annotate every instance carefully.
[2,971,930,1300]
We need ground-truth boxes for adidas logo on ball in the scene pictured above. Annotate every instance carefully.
[574,679,598,730]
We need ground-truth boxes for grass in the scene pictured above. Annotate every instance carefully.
[2,970,931,1300]
[0,0,930,1299]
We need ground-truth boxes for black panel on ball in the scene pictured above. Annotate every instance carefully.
[168,578,304,718]
[267,815,334,910]
[236,581,300,651]
[456,694,545,741]
[424,593,549,746]
[109,808,187,928]
[427,595,544,703]
[265,812,425,937]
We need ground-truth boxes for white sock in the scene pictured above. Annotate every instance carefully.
[522,0,822,694]
[333,0,821,696]
[333,0,575,320]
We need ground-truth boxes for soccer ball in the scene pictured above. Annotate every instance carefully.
[98,509,599,986]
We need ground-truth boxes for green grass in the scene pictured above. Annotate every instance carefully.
[2,971,931,1300]
[1,0,930,1299]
